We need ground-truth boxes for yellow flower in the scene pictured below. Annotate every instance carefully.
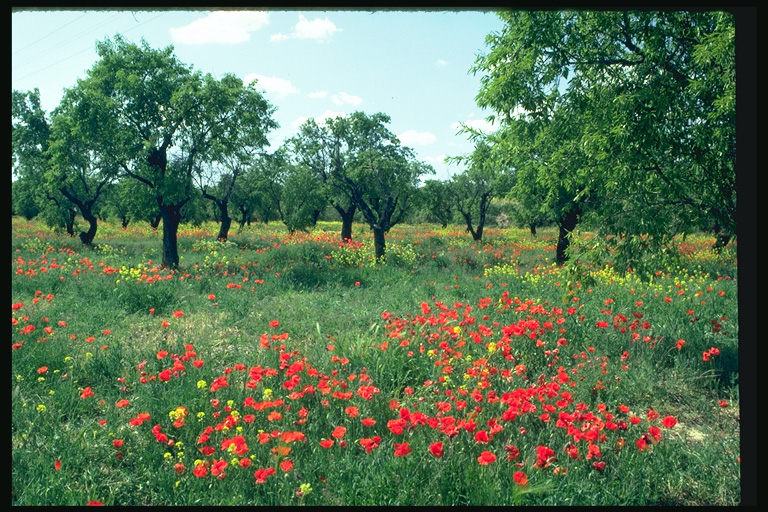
[36,404,46,413]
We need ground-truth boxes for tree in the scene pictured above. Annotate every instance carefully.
[289,117,359,241]
[196,74,279,242]
[73,35,276,267]
[447,139,513,241]
[471,10,736,266]
[290,112,432,259]
[416,179,455,228]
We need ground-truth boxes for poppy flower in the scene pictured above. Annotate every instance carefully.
[173,311,184,318]
[54,459,61,471]
[331,426,346,439]
[429,442,444,458]
[393,442,412,457]
[115,399,130,408]
[513,471,528,486]
[661,416,677,428]
[319,439,334,449]
[254,467,276,484]
[80,387,94,399]
[477,450,497,465]
[269,320,280,328]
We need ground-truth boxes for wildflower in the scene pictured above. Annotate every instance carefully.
[173,311,184,318]
[174,463,186,474]
[394,442,412,457]
[513,471,528,486]
[54,459,61,471]
[193,463,208,478]
[86,501,104,506]
[161,321,170,328]
[319,439,334,449]
[269,320,280,328]
[331,426,346,439]
[477,450,497,465]
[429,442,444,458]
[37,366,48,374]
[593,461,606,472]
[254,467,276,484]
[112,439,124,448]
[80,387,94,399]
[661,416,677,429]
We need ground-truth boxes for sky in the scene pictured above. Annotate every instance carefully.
[12,8,508,181]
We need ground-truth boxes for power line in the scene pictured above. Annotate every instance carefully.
[11,12,88,56]
[12,11,169,87]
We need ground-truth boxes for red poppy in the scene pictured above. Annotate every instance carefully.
[661,416,677,428]
[429,442,444,458]
[270,320,280,328]
[54,459,61,471]
[331,426,346,439]
[80,387,95,399]
[115,399,130,408]
[319,439,334,449]
[394,442,412,457]
[477,450,497,465]
[254,467,276,484]
[513,471,528,486]
[173,311,184,318]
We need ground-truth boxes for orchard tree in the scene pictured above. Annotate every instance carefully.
[291,112,432,259]
[73,35,276,267]
[417,179,455,228]
[289,117,359,241]
[196,74,278,241]
[447,139,513,242]
[471,10,736,266]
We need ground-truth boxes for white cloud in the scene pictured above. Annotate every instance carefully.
[291,110,348,129]
[450,118,496,134]
[398,130,437,147]
[307,91,328,99]
[244,73,299,99]
[271,14,339,42]
[421,154,448,164]
[436,58,448,67]
[169,11,270,45]
[331,91,362,106]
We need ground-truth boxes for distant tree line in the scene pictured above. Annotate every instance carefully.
[13,10,736,273]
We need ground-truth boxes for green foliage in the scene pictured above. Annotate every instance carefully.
[471,10,736,265]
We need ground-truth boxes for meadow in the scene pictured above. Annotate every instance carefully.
[11,217,741,506]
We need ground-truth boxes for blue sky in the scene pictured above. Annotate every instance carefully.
[12,8,507,181]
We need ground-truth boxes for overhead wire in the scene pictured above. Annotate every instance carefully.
[12,11,170,86]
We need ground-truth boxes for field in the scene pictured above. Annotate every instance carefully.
[11,217,742,506]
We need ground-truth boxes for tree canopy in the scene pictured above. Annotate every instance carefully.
[472,10,736,270]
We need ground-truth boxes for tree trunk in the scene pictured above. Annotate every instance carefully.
[337,205,356,241]
[65,215,75,237]
[216,201,231,241]
[79,208,98,245]
[529,223,537,236]
[373,226,386,261]
[556,203,581,265]
[161,204,182,269]
[150,213,162,229]
[121,216,130,229]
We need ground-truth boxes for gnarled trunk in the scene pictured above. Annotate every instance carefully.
[556,203,581,265]
[161,204,182,269]
[373,225,386,261]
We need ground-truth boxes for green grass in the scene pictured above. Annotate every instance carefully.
[11,217,741,506]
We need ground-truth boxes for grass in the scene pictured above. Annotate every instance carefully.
[11,217,741,505]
